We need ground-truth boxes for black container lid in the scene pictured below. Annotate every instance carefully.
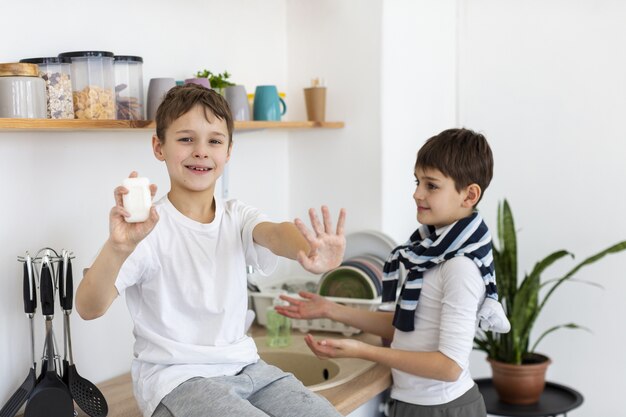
[114,55,143,63]
[58,51,114,58]
[20,57,71,64]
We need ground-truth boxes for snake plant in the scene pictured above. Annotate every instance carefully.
[474,200,626,365]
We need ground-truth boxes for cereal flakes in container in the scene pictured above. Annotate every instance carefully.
[58,51,116,120]
[20,57,74,119]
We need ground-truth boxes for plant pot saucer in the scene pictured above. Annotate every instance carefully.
[476,378,584,416]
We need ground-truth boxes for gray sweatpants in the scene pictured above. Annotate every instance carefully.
[152,360,341,417]
[390,384,486,417]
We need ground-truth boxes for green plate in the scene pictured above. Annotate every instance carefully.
[318,267,375,299]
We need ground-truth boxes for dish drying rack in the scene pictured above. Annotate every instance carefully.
[250,290,382,337]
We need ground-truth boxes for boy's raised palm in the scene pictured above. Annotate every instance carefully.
[295,206,346,274]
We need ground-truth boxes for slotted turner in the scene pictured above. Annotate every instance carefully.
[59,253,108,417]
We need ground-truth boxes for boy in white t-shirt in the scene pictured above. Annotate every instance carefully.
[277,129,510,417]
[76,84,346,417]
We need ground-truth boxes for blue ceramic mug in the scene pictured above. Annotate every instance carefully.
[253,85,287,121]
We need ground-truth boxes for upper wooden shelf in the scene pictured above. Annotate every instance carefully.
[0,119,344,132]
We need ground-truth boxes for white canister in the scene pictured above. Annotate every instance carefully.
[0,63,46,118]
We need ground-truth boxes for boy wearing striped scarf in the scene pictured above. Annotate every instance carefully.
[278,128,510,417]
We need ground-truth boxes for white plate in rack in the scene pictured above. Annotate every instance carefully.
[344,230,397,261]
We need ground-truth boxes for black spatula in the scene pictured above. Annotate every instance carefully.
[0,258,37,417]
[59,253,108,417]
[24,258,73,417]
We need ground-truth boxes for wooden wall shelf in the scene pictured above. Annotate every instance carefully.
[0,119,344,132]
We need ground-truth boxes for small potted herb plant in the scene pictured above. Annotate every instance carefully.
[195,69,235,95]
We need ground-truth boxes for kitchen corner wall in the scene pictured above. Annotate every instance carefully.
[380,0,458,244]
[0,0,292,401]
[283,0,384,283]
[286,1,384,232]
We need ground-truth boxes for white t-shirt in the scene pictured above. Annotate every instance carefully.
[114,196,277,417]
[390,256,486,405]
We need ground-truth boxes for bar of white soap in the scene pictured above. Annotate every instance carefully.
[122,177,152,223]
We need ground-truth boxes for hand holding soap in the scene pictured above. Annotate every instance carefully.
[122,177,152,223]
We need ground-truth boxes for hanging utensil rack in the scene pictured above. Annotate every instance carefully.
[0,248,109,417]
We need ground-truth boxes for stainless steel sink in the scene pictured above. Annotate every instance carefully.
[254,335,376,391]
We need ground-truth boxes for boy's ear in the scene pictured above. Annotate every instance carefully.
[226,140,233,161]
[463,184,482,208]
[152,135,165,161]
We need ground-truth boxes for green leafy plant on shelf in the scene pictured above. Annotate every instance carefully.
[474,199,626,365]
[195,69,235,89]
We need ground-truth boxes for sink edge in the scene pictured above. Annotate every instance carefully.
[254,335,377,392]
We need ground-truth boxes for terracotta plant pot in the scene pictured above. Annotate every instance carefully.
[488,353,551,405]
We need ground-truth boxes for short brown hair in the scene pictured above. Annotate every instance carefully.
[415,128,493,205]
[155,83,234,143]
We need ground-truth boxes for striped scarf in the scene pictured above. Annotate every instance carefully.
[382,212,500,332]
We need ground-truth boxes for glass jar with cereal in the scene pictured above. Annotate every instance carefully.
[19,57,74,119]
[58,51,116,120]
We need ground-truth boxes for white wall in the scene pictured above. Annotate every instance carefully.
[286,0,384,234]
[379,1,626,415]
[381,0,458,244]
[459,2,626,415]
[0,0,293,401]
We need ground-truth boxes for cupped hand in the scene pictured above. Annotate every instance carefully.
[304,334,367,360]
[295,206,346,274]
[275,291,334,320]
[108,171,159,252]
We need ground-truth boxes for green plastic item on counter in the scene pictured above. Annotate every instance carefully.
[266,296,291,347]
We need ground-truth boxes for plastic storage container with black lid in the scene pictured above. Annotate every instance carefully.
[114,55,144,120]
[20,57,74,119]
[58,51,116,119]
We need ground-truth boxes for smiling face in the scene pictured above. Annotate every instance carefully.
[152,104,231,198]
[413,166,478,228]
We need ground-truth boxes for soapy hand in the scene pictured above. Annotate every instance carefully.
[304,334,367,360]
[109,171,159,252]
[275,291,333,320]
[295,206,346,274]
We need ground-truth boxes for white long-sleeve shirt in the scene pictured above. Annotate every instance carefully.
[390,256,486,405]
